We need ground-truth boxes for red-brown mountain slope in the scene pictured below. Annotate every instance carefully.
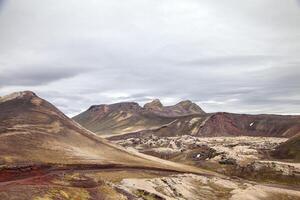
[73,100,300,139]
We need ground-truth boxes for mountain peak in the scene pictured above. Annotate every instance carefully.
[175,100,205,114]
[176,100,193,106]
[88,102,140,112]
[142,99,205,116]
[0,91,37,104]
[144,99,163,110]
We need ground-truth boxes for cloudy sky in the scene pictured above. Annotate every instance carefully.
[0,0,300,116]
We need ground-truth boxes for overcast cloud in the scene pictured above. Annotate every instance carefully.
[0,0,300,116]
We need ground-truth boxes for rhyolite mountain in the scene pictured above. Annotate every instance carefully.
[72,99,206,137]
[0,91,206,174]
[73,100,300,139]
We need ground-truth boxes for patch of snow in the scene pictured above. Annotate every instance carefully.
[249,122,254,127]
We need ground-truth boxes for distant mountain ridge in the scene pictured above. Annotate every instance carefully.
[73,99,206,136]
[73,99,300,138]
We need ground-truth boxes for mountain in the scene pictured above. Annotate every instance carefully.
[144,99,206,117]
[73,102,173,136]
[72,99,205,137]
[195,112,300,137]
[0,91,207,174]
[272,133,300,161]
[74,100,300,139]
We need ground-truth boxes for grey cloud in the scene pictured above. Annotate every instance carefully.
[0,0,299,116]
[0,66,86,86]
[175,55,277,68]
[0,0,4,8]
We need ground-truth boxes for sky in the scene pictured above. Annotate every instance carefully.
[0,0,300,116]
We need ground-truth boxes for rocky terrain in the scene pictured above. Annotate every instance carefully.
[114,135,300,185]
[74,100,300,138]
[117,174,300,200]
[1,169,299,200]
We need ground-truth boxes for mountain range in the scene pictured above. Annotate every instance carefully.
[73,99,300,139]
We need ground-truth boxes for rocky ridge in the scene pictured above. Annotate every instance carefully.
[74,100,300,138]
